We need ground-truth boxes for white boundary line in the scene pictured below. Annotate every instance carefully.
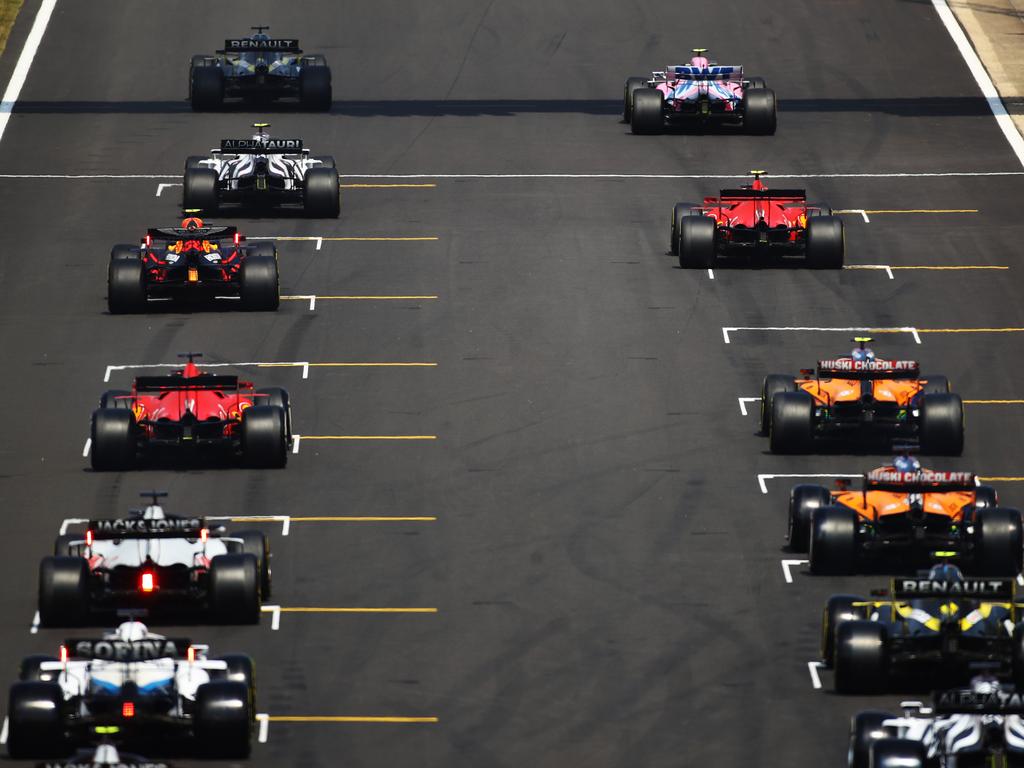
[722,326,921,344]
[155,182,178,197]
[29,611,40,634]
[82,438,91,457]
[757,473,860,494]
[0,0,58,144]
[292,434,302,454]
[781,559,809,584]
[807,661,824,690]
[207,514,291,536]
[261,604,282,630]
[737,397,761,416]
[0,715,7,744]
[932,0,1024,168]
[257,712,270,743]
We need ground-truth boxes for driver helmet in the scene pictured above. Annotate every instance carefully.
[142,503,166,520]
[970,674,1001,695]
[926,562,963,582]
[689,54,710,70]
[112,621,151,642]
[181,216,204,231]
[893,455,922,473]
[851,345,876,362]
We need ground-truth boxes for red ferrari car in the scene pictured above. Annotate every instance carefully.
[671,171,844,269]
[90,354,291,470]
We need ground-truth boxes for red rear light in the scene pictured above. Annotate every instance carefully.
[144,234,151,248]
[234,232,241,245]
[86,530,93,547]
[59,645,68,663]
[122,701,135,718]
[140,571,156,593]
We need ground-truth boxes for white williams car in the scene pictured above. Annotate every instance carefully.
[7,622,253,759]
[183,123,339,217]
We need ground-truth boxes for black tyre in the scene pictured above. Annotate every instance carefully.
[215,654,255,691]
[90,408,136,471]
[678,216,716,269]
[313,155,336,169]
[208,554,261,624]
[630,88,664,135]
[53,533,80,557]
[805,215,844,269]
[746,77,767,90]
[975,485,998,510]
[233,530,272,599]
[870,739,926,768]
[108,258,147,314]
[760,374,796,435]
[919,393,964,455]
[18,655,59,683]
[191,65,224,111]
[973,508,1024,576]
[38,555,89,627]
[789,484,832,552]
[921,374,950,395]
[299,65,332,111]
[240,254,280,311]
[821,594,866,666]
[241,405,287,468]
[183,167,219,212]
[743,87,776,134]
[7,682,64,759]
[258,386,292,443]
[848,711,897,768]
[99,389,132,410]
[303,166,340,218]
[834,620,887,694]
[670,202,699,256]
[194,680,252,758]
[810,506,859,575]
[623,76,648,122]
[185,155,208,171]
[769,391,814,454]
[110,243,139,261]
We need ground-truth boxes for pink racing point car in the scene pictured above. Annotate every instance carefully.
[624,49,776,135]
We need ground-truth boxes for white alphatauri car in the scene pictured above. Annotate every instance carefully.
[183,123,339,217]
[39,492,270,626]
[7,621,253,759]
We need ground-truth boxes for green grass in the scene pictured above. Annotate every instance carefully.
[0,0,24,60]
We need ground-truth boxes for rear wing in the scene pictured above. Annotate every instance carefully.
[146,226,238,241]
[716,188,808,202]
[933,687,1024,714]
[220,138,303,153]
[864,468,977,493]
[891,577,1014,601]
[61,637,192,661]
[86,516,206,539]
[816,358,920,380]
[670,65,743,80]
[220,38,300,53]
[133,374,241,392]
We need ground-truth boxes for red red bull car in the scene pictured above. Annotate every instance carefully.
[90,354,291,470]
[108,217,279,313]
[671,171,844,269]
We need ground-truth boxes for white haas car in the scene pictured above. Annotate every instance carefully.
[848,680,1024,768]
[39,492,270,626]
[6,621,253,759]
[183,123,339,217]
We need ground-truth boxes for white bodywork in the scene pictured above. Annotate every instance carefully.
[198,132,328,189]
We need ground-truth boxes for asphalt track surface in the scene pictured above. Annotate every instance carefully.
[0,0,1023,766]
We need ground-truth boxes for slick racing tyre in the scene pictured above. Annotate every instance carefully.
[191,65,224,111]
[870,739,926,768]
[239,254,280,311]
[769,391,813,453]
[760,375,796,435]
[246,242,278,261]
[303,166,340,218]
[258,386,292,444]
[213,655,257,719]
[973,508,1024,576]
[90,408,136,471]
[18,655,59,683]
[623,76,648,122]
[746,77,767,90]
[678,216,716,269]
[821,594,867,667]
[974,484,998,510]
[208,554,261,624]
[241,405,288,468]
[110,243,139,261]
[38,556,89,627]
[7,682,65,759]
[185,155,208,171]
[299,65,332,111]
[52,533,80,557]
[848,711,897,768]
[743,87,776,134]
[630,88,664,135]
[108,258,147,314]
[183,167,219,212]
[788,484,832,552]
[99,389,131,410]
[805,216,844,269]
[809,507,859,575]
[313,155,336,169]
[670,202,699,256]
[231,530,272,599]
[918,393,964,455]
[834,620,888,694]
[194,680,252,758]
[921,374,950,395]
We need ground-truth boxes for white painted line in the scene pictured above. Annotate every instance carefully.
[737,397,760,416]
[722,326,920,344]
[292,435,302,454]
[257,713,270,743]
[59,518,89,535]
[707,268,715,280]
[0,174,178,179]
[282,517,290,536]
[335,172,1024,179]
[931,0,1024,168]
[758,472,861,494]
[0,0,58,144]
[843,265,895,279]
[316,236,323,251]
[302,362,310,379]
[29,611,39,634]
[860,210,870,223]
[207,514,290,537]
[782,559,810,584]
[1018,574,1024,586]
[82,438,91,457]
[807,660,824,690]
[0,715,8,745]
[262,604,282,630]
[911,328,922,345]
[155,182,180,197]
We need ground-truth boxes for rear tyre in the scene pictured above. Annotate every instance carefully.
[760,374,796,435]
[975,485,998,510]
[208,554,261,624]
[98,389,131,410]
[973,508,1024,576]
[670,202,699,256]
[191,66,224,111]
[630,88,664,135]
[38,556,89,627]
[623,76,648,122]
[233,531,272,599]
[848,711,897,768]
[743,88,776,134]
[834,620,887,694]
[746,77,767,90]
[7,682,64,759]
[194,680,252,758]
[90,409,136,471]
[805,216,844,269]
[809,507,859,575]
[313,155,336,169]
[241,406,287,468]
[110,243,139,261]
[678,216,716,269]
[299,65,332,111]
[183,168,219,212]
[239,255,280,311]
[769,391,814,454]
[788,484,832,552]
[921,375,950,395]
[303,166,340,217]
[18,655,59,683]
[919,393,964,455]
[822,594,866,666]
[259,386,292,443]
[185,155,208,171]
[108,258,147,314]
[870,739,926,768]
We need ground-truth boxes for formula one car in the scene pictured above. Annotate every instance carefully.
[38,492,270,626]
[107,215,279,313]
[624,49,775,135]
[89,353,292,470]
[183,123,339,217]
[848,681,1024,768]
[670,171,843,268]
[6,621,253,758]
[189,27,331,111]
[789,456,1022,576]
[820,566,1024,694]
[761,339,964,455]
